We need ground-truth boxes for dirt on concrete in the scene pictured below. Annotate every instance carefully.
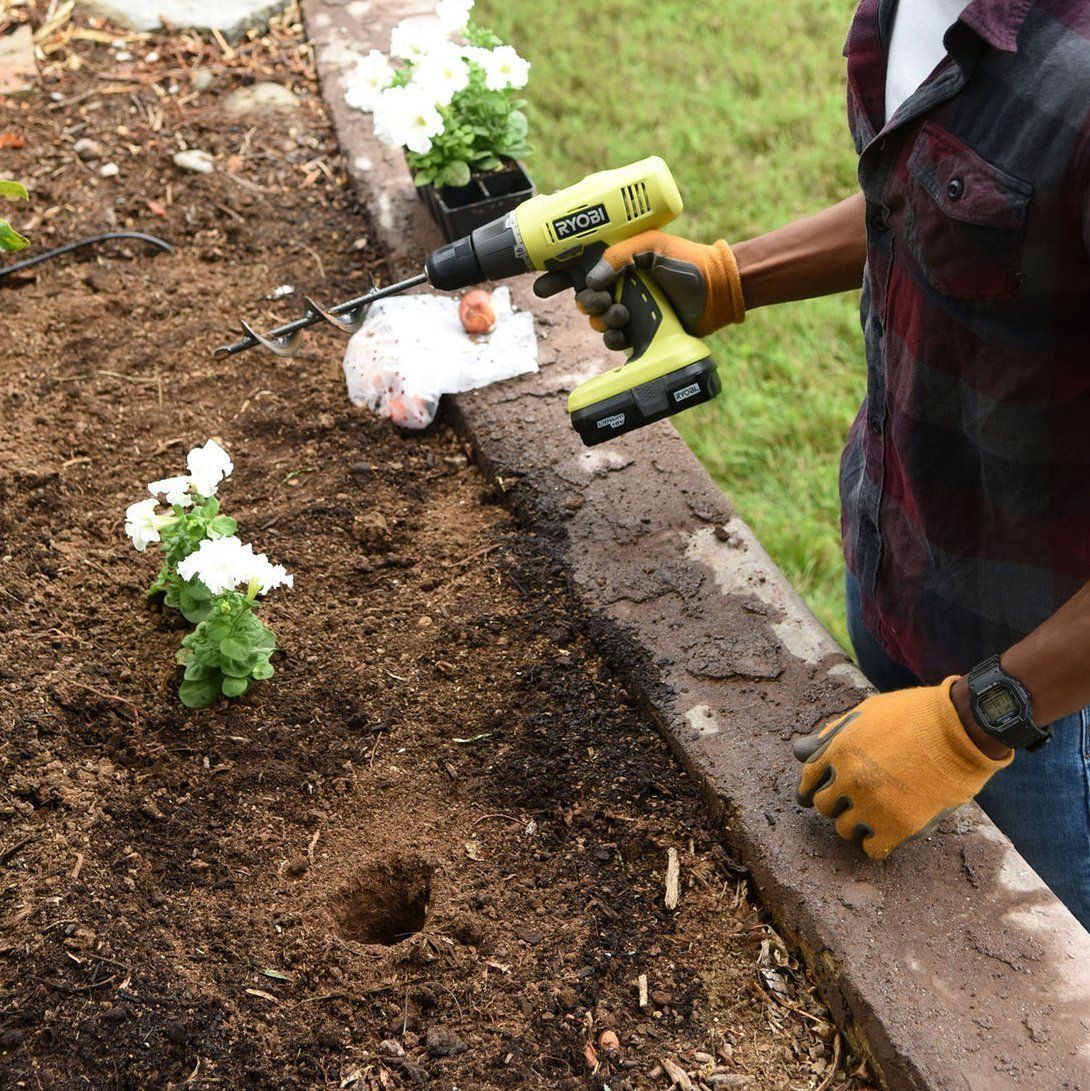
[0,5,875,1089]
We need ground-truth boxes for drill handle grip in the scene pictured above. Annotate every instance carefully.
[554,244,663,364]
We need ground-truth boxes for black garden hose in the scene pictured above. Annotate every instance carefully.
[0,231,173,280]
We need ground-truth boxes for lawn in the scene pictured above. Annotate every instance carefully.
[475,0,864,648]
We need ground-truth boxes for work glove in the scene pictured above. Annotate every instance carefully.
[533,231,746,351]
[793,678,1012,860]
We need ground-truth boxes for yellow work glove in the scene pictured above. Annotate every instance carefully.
[533,231,745,351]
[793,678,1013,860]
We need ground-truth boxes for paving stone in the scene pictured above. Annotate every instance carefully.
[77,0,288,39]
[0,25,36,98]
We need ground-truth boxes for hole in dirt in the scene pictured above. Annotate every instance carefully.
[329,858,433,945]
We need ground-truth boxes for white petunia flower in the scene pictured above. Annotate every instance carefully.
[147,475,194,508]
[344,49,395,112]
[186,439,233,498]
[481,45,530,91]
[126,498,167,553]
[177,535,252,595]
[373,84,445,153]
[245,553,294,595]
[412,42,469,107]
[390,18,446,61]
[435,0,473,33]
[460,44,492,68]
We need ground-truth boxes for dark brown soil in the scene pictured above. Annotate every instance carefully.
[0,6,873,1090]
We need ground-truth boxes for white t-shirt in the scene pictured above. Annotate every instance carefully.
[885,0,970,122]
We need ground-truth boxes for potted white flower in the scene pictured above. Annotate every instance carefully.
[344,0,534,241]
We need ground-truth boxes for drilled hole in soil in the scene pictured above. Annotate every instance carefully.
[329,858,433,945]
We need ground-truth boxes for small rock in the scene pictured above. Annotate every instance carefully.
[173,149,214,174]
[224,81,300,113]
[598,1030,620,1056]
[378,1038,405,1058]
[353,510,391,552]
[425,1025,467,1058]
[99,162,119,178]
[283,855,309,878]
[74,138,105,160]
[555,986,580,1011]
[190,69,213,91]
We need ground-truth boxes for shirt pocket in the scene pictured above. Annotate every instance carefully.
[896,123,1033,301]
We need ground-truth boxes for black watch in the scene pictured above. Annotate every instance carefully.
[967,656,1051,751]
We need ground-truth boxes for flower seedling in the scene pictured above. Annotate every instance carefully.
[344,0,531,190]
[125,440,293,708]
[0,180,29,252]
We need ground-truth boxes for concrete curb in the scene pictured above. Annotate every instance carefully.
[304,4,1090,1086]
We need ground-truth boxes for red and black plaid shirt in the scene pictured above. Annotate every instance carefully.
[840,0,1090,682]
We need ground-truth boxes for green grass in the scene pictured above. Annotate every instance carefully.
[475,0,864,648]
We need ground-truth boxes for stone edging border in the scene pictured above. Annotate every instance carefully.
[302,4,1090,1085]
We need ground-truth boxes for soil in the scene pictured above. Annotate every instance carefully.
[0,6,875,1090]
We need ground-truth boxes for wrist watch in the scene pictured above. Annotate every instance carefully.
[967,656,1052,751]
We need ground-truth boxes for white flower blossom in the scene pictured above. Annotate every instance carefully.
[344,49,395,112]
[390,18,446,61]
[481,45,530,91]
[246,554,294,595]
[435,0,473,33]
[177,535,252,595]
[186,439,233,498]
[460,44,492,68]
[373,84,445,153]
[412,42,469,107]
[126,498,167,553]
[147,475,194,508]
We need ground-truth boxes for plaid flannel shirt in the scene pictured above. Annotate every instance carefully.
[840,0,1090,682]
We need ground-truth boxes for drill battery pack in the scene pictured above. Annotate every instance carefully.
[569,356,719,447]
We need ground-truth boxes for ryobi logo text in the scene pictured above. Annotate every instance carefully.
[553,203,610,241]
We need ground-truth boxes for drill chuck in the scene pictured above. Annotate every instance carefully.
[425,213,531,291]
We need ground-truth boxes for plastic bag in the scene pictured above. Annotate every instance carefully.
[342,286,538,429]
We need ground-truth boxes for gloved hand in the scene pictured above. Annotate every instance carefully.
[533,231,746,351]
[793,678,1012,860]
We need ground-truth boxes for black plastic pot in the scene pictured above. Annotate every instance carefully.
[415,160,535,242]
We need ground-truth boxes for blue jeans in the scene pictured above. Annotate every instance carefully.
[846,572,1090,932]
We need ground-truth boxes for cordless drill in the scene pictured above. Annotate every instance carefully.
[217,157,719,447]
[425,156,719,445]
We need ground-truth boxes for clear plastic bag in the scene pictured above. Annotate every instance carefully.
[342,286,538,429]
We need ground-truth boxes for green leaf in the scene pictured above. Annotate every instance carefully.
[219,637,248,662]
[0,181,28,201]
[184,661,211,681]
[209,515,237,538]
[0,220,28,253]
[179,678,220,708]
[441,160,472,188]
[251,661,275,681]
[475,155,502,172]
[505,110,528,143]
[221,676,249,698]
[220,658,252,679]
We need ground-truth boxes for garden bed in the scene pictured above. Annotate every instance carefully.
[0,8,874,1090]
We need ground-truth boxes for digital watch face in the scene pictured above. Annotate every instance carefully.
[980,685,1019,725]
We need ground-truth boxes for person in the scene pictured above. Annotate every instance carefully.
[537,0,1090,931]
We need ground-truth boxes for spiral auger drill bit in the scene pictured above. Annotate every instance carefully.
[214,271,428,358]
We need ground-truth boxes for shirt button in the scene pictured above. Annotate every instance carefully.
[946,176,965,200]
